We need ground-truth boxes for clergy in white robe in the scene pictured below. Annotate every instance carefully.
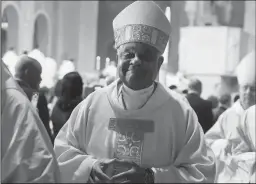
[235,105,256,183]
[54,1,216,183]
[205,51,256,182]
[1,61,61,183]
[238,105,255,152]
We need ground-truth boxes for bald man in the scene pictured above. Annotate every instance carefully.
[1,61,61,182]
[14,55,52,141]
[14,55,42,100]
[205,51,256,182]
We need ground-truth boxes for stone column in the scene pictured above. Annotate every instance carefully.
[168,1,183,75]
[77,1,99,78]
[18,1,35,54]
[55,1,64,66]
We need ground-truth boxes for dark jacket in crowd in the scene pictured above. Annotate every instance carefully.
[37,90,52,139]
[186,93,214,133]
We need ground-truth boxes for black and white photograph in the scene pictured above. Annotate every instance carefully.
[1,0,255,183]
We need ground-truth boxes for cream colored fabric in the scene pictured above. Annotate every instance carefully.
[205,101,255,182]
[234,105,256,183]
[113,1,171,53]
[236,51,255,85]
[118,83,154,110]
[1,61,61,183]
[54,79,216,182]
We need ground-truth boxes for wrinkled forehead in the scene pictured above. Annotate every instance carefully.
[117,42,159,55]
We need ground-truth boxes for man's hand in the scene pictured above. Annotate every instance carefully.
[111,159,150,183]
[90,159,116,183]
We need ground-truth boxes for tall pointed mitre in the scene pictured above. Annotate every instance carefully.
[113,1,171,54]
[236,51,255,85]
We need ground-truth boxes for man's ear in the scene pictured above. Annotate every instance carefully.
[157,56,164,71]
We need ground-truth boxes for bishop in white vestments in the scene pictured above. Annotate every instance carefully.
[54,1,216,183]
[235,105,256,183]
[1,61,61,183]
[205,51,256,182]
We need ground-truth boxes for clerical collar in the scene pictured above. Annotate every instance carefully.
[118,83,154,97]
[118,82,156,110]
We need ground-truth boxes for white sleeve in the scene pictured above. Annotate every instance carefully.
[54,99,97,183]
[205,114,231,159]
[153,108,216,182]
[1,97,61,183]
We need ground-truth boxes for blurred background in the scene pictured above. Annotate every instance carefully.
[1,0,255,98]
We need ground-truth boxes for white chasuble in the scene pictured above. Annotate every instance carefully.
[54,79,216,183]
[205,101,255,182]
[1,62,61,183]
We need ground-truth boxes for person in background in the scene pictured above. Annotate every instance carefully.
[212,105,255,183]
[54,1,216,183]
[1,61,61,182]
[235,105,255,183]
[205,51,255,182]
[51,72,83,138]
[213,93,231,122]
[186,77,214,133]
[14,55,52,141]
[14,55,42,101]
[48,79,62,122]
[207,95,219,109]
[37,87,53,143]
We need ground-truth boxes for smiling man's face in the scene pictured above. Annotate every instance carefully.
[117,42,163,90]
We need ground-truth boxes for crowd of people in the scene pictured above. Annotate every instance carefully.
[1,1,255,183]
[2,45,118,141]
